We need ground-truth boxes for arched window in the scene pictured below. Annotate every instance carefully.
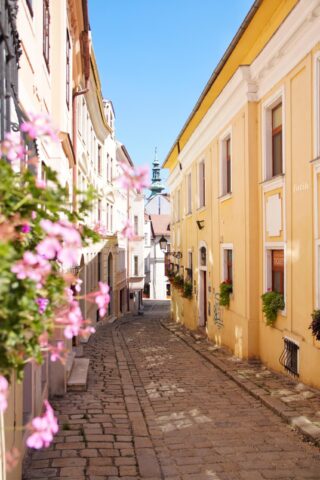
[200,246,206,267]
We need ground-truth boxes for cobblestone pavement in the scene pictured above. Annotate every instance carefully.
[23,301,320,480]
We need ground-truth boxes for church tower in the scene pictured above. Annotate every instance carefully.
[149,147,164,197]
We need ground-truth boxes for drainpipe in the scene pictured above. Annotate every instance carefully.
[126,187,130,311]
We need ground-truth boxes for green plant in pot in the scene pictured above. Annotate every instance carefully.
[309,309,320,341]
[261,290,285,326]
[219,280,233,307]
[173,274,184,289]
[167,271,175,282]
[183,281,193,299]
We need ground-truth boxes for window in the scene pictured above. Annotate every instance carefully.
[106,203,109,231]
[134,256,139,276]
[272,104,283,177]
[221,136,232,196]
[98,145,102,175]
[66,30,71,107]
[107,153,110,182]
[177,190,181,220]
[110,158,113,183]
[186,173,192,214]
[271,249,284,294]
[198,160,205,208]
[221,245,233,284]
[110,205,113,232]
[144,233,148,246]
[315,54,320,157]
[43,0,50,70]
[280,338,299,376]
[187,251,193,283]
[134,215,139,235]
[97,252,102,282]
[98,199,101,223]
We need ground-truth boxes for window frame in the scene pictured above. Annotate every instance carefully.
[271,103,283,177]
[133,255,139,277]
[43,0,50,71]
[97,145,102,176]
[313,52,320,159]
[198,159,206,208]
[262,89,285,181]
[221,244,233,284]
[219,127,232,198]
[66,29,71,108]
[134,215,139,236]
[186,172,192,214]
[264,244,286,313]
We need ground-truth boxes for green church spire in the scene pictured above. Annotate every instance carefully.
[150,147,164,196]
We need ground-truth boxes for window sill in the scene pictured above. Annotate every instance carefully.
[260,174,285,191]
[218,193,232,203]
[197,206,206,213]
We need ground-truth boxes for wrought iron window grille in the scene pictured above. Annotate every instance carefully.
[279,338,299,376]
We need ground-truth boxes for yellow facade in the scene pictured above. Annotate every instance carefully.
[164,0,320,389]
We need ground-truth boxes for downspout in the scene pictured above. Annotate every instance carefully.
[127,187,130,311]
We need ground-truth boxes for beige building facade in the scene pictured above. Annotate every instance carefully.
[164,0,320,389]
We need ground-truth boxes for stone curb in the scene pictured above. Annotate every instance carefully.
[160,319,320,448]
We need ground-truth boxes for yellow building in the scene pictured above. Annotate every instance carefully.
[164,0,320,389]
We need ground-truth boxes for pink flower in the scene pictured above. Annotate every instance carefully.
[0,375,9,413]
[86,282,110,318]
[55,300,84,339]
[36,179,47,189]
[94,223,107,236]
[57,246,78,268]
[117,163,150,193]
[26,400,59,449]
[0,133,26,162]
[31,211,37,220]
[11,252,51,284]
[21,222,31,234]
[36,236,61,260]
[120,219,135,240]
[38,220,81,268]
[21,113,59,142]
[49,342,66,363]
[74,278,82,293]
[36,297,49,314]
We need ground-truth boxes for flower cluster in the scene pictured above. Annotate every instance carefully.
[0,133,26,162]
[37,219,82,268]
[26,400,59,449]
[21,113,59,143]
[120,219,135,240]
[11,252,51,287]
[117,162,149,193]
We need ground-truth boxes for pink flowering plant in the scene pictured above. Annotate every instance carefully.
[0,119,100,384]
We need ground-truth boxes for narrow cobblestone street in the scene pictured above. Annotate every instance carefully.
[23,302,320,480]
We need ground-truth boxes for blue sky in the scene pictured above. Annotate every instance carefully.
[89,0,253,178]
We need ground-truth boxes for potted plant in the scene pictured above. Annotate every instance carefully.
[309,310,320,340]
[167,271,175,283]
[261,290,285,326]
[219,280,233,307]
[173,274,184,290]
[183,281,193,299]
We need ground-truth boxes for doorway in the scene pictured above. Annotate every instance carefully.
[198,244,207,328]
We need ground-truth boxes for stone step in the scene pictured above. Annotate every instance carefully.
[65,351,76,379]
[67,358,89,392]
